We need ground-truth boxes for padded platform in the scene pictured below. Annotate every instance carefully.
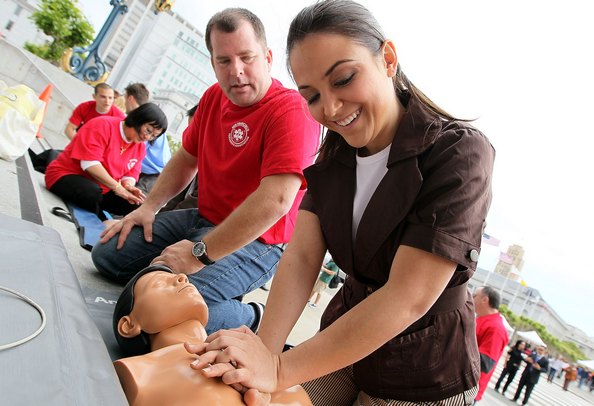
[0,213,127,405]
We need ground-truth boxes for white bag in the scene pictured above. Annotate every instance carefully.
[0,81,45,161]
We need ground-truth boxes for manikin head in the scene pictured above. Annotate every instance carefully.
[113,264,208,356]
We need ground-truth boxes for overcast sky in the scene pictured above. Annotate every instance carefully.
[78,0,594,338]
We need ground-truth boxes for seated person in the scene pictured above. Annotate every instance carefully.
[65,83,125,140]
[113,264,312,406]
[123,83,172,195]
[45,103,167,223]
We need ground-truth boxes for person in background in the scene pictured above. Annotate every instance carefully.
[578,366,590,389]
[307,258,339,308]
[473,286,509,403]
[562,363,578,391]
[46,103,167,222]
[547,354,564,383]
[512,346,549,404]
[92,8,320,336]
[113,90,126,112]
[494,340,526,395]
[190,1,495,404]
[123,83,172,195]
[64,83,125,140]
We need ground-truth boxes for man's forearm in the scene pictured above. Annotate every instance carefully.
[201,174,302,261]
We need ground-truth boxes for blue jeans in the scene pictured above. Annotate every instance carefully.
[91,209,282,334]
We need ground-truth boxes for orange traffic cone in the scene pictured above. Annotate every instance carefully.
[35,83,53,139]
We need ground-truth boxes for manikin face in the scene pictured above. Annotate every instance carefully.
[129,271,208,334]
[210,20,273,107]
[289,33,399,156]
[93,88,115,114]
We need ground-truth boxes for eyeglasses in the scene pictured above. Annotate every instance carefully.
[142,124,161,140]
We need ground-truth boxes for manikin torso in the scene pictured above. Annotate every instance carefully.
[114,318,311,405]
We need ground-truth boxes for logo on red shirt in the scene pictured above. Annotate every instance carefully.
[228,122,250,147]
[127,159,138,170]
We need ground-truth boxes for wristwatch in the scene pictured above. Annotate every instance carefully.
[192,240,215,266]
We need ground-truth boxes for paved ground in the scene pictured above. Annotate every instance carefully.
[481,353,594,406]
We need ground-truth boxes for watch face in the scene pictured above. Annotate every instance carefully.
[192,241,206,257]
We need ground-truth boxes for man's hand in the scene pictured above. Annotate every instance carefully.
[99,205,156,249]
[151,239,204,275]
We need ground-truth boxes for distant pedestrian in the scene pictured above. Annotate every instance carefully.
[512,346,549,405]
[562,363,578,391]
[547,354,564,383]
[577,366,589,389]
[473,286,509,403]
[307,259,339,308]
[494,340,526,395]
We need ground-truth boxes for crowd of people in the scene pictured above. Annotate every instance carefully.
[41,1,594,405]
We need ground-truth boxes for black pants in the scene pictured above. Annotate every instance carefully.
[513,373,536,405]
[50,174,138,221]
[495,365,519,393]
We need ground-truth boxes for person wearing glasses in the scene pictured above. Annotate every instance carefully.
[45,103,168,223]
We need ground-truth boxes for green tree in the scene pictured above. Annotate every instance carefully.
[500,305,586,362]
[24,0,94,62]
[167,135,181,155]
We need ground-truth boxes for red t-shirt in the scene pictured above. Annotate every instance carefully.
[69,100,125,128]
[45,116,145,194]
[183,79,320,244]
[475,312,509,400]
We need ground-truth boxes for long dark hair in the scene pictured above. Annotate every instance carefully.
[286,0,460,159]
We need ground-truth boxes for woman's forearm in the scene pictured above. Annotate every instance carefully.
[85,163,120,191]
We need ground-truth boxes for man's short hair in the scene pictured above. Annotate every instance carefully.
[481,286,501,310]
[94,83,113,94]
[125,83,150,105]
[205,8,267,54]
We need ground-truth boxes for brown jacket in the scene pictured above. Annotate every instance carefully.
[301,95,495,401]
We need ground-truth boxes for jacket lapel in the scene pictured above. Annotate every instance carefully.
[354,157,422,276]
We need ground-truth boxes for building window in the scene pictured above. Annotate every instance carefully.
[5,20,14,31]
[14,5,23,16]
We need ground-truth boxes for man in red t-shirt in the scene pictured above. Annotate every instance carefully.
[473,286,509,402]
[65,83,125,140]
[93,8,320,336]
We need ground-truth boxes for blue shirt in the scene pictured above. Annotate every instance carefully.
[141,135,171,174]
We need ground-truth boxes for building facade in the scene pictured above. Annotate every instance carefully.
[0,0,50,48]
[472,236,594,359]
[101,0,214,100]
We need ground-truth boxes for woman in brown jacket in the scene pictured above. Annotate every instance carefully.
[190,1,495,404]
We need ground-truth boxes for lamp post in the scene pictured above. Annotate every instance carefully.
[62,0,128,85]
